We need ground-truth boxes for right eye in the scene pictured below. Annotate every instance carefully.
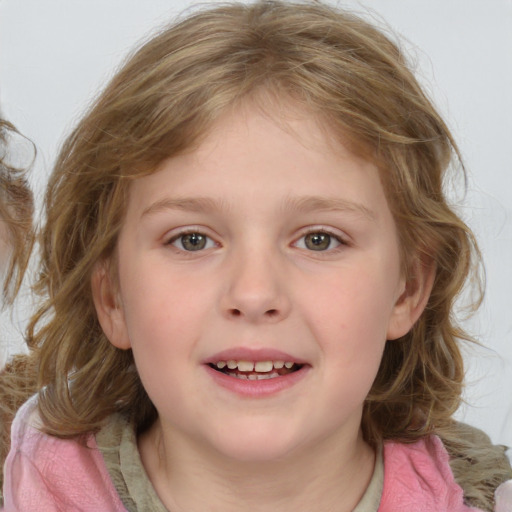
[293,230,345,252]
[168,232,216,252]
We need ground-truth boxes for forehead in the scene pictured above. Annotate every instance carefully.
[121,101,393,231]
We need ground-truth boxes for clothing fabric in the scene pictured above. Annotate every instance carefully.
[2,397,125,511]
[2,396,510,511]
[381,437,482,512]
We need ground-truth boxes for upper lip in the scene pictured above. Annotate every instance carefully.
[204,347,308,365]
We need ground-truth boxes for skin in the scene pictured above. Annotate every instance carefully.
[93,100,433,512]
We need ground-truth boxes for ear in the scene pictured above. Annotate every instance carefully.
[386,257,435,340]
[91,261,131,350]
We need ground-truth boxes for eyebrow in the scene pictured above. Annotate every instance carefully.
[283,196,376,220]
[141,197,228,218]
[141,195,376,220]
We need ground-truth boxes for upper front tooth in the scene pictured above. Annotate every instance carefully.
[254,361,273,372]
[237,360,254,372]
[218,359,295,372]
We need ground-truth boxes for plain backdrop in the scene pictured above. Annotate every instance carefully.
[1,0,511,452]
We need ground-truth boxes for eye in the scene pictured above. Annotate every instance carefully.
[169,232,216,252]
[295,231,343,251]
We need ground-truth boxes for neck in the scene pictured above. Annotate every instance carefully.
[138,420,376,512]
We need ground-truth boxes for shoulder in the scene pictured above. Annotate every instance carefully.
[381,434,512,512]
[443,422,512,512]
[3,395,126,511]
[381,436,484,512]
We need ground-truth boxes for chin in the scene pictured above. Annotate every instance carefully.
[208,423,304,463]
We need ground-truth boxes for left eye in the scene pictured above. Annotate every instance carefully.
[170,232,216,252]
[295,232,343,251]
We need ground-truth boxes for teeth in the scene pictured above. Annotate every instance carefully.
[260,372,279,380]
[254,361,273,372]
[214,360,298,372]
[228,372,280,380]
[237,360,254,372]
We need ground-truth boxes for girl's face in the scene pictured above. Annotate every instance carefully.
[94,101,429,463]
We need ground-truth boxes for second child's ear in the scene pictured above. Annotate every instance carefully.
[386,256,436,340]
[91,261,131,350]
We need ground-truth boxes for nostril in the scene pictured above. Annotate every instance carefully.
[226,308,280,319]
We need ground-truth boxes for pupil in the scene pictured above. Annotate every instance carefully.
[305,233,330,251]
[182,233,206,251]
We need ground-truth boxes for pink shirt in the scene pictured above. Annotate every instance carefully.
[381,436,483,511]
[3,397,510,511]
[3,398,125,511]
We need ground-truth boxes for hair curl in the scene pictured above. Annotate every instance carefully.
[30,1,482,448]
[0,120,34,302]
[0,119,35,498]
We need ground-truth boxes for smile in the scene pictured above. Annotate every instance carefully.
[209,360,302,380]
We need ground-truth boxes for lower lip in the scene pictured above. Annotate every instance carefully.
[204,365,310,398]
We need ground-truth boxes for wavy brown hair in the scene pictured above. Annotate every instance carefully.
[0,119,36,498]
[30,1,482,448]
[0,120,34,302]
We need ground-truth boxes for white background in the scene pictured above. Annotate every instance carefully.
[1,0,511,451]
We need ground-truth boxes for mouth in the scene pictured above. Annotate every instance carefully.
[208,360,304,380]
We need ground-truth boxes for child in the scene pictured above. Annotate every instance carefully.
[0,119,36,502]
[2,1,512,510]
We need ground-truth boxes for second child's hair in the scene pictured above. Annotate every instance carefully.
[0,119,36,496]
[0,120,34,302]
[30,1,479,445]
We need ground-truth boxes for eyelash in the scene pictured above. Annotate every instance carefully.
[166,229,218,252]
[293,228,348,253]
[165,227,348,254]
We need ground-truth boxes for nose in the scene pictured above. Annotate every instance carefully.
[220,246,291,323]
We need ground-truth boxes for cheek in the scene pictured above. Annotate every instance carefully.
[119,278,200,410]
[119,259,217,357]
[305,266,399,337]
[118,269,219,426]
[299,263,399,381]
